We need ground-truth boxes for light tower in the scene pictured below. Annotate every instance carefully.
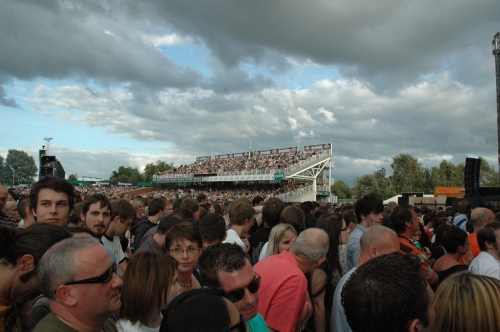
[44,137,53,155]
[494,32,500,177]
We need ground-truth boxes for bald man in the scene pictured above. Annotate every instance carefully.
[0,186,17,224]
[460,207,496,263]
[331,225,400,332]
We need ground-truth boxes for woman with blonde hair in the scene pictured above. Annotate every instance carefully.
[266,223,298,256]
[117,251,178,332]
[434,272,500,332]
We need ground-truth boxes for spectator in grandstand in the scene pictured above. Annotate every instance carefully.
[341,252,435,332]
[469,221,500,280]
[0,224,71,332]
[30,176,76,227]
[134,198,166,252]
[434,272,500,332]
[102,199,136,275]
[160,288,245,332]
[199,213,227,250]
[33,237,121,332]
[392,205,439,286]
[432,227,470,287]
[198,243,268,331]
[166,222,203,294]
[250,197,285,263]
[254,228,329,332]
[331,225,400,332]
[223,198,254,253]
[346,194,383,271]
[117,252,177,332]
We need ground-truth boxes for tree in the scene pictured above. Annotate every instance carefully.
[390,154,425,193]
[143,160,173,182]
[5,149,38,184]
[352,168,397,200]
[331,180,352,199]
[68,174,78,181]
[478,157,500,187]
[109,166,144,182]
[430,160,464,187]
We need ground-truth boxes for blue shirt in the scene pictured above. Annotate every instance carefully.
[346,225,366,271]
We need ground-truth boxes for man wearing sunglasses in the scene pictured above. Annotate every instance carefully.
[33,236,122,332]
[199,243,268,332]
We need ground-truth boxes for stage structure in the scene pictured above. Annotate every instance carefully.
[493,32,500,177]
[39,138,66,180]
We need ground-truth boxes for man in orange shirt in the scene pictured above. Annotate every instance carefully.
[460,207,496,264]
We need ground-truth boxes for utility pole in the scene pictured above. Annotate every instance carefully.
[493,32,500,177]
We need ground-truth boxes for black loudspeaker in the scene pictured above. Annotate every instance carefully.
[464,157,481,197]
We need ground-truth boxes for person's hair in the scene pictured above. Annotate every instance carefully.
[165,222,202,250]
[199,214,226,245]
[267,224,297,256]
[160,288,233,332]
[81,194,112,216]
[30,175,76,212]
[179,198,200,214]
[64,226,94,237]
[157,213,184,235]
[172,197,186,213]
[196,193,207,203]
[316,213,344,275]
[17,196,30,220]
[340,202,354,212]
[390,205,413,234]
[71,202,83,217]
[457,200,471,214]
[198,243,249,289]
[228,198,254,226]
[119,251,177,324]
[131,198,145,211]
[423,212,438,228]
[342,209,356,227]
[36,237,102,299]
[434,272,500,332]
[0,224,71,273]
[341,253,430,332]
[212,202,223,215]
[148,198,166,216]
[289,228,329,263]
[252,196,264,206]
[280,205,306,233]
[111,199,136,222]
[262,197,285,228]
[177,208,195,221]
[477,221,500,251]
[441,227,468,254]
[354,194,383,224]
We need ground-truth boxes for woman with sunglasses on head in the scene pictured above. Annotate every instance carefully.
[117,251,177,332]
[165,222,203,296]
[306,213,348,332]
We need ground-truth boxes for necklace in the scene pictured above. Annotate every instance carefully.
[175,277,192,289]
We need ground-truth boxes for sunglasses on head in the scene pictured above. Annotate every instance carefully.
[224,273,261,303]
[65,262,117,286]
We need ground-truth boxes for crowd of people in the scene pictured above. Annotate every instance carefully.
[2,175,500,332]
[156,150,327,176]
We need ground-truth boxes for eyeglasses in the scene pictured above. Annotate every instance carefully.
[58,262,116,291]
[229,314,246,332]
[169,248,200,256]
[224,273,261,303]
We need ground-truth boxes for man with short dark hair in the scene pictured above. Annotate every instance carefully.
[254,228,329,332]
[346,194,383,270]
[133,198,166,251]
[342,253,435,332]
[199,213,227,249]
[18,196,36,228]
[135,214,183,254]
[223,198,255,253]
[199,243,267,332]
[29,176,76,227]
[196,193,208,205]
[469,221,500,280]
[34,237,121,332]
[391,205,438,285]
[81,194,113,239]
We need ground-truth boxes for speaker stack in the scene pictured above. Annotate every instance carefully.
[464,157,481,197]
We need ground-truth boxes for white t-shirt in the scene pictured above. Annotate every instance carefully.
[223,229,246,252]
[469,251,500,280]
[102,235,126,264]
[258,242,269,262]
[116,316,161,332]
[331,268,357,332]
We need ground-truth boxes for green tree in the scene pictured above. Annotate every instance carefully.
[390,154,425,193]
[479,157,500,186]
[68,174,78,181]
[109,166,144,182]
[353,168,397,199]
[143,160,173,182]
[430,160,464,187]
[331,180,352,199]
[5,149,38,184]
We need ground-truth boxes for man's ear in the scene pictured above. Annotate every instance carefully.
[407,318,425,332]
[80,212,85,222]
[222,231,227,241]
[55,285,78,307]
[368,245,378,258]
[18,254,35,272]
[315,256,327,267]
[112,215,121,224]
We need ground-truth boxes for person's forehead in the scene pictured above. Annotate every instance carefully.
[171,238,197,247]
[74,245,112,275]
[87,201,110,212]
[38,188,69,202]
[217,260,254,290]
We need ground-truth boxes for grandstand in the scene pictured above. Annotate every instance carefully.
[153,143,334,203]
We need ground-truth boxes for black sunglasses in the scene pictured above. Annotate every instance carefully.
[229,314,246,332]
[65,262,117,286]
[224,273,261,303]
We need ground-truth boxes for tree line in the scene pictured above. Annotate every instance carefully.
[331,154,500,200]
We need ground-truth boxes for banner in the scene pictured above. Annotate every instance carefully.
[205,174,276,182]
[196,156,212,161]
[303,143,331,152]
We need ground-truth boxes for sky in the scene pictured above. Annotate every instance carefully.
[1,0,500,187]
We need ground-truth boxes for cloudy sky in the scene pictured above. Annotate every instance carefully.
[1,0,499,186]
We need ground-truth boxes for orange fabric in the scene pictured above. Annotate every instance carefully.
[399,236,439,285]
[459,233,480,265]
